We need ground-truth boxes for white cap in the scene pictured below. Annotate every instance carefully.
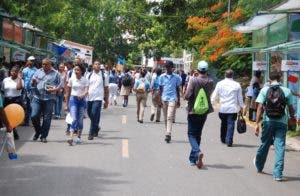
[197,60,208,71]
[100,64,105,69]
[27,56,35,61]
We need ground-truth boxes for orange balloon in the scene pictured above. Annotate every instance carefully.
[4,103,25,128]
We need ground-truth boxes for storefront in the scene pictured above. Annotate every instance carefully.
[223,0,300,125]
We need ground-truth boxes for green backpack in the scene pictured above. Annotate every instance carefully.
[193,88,209,115]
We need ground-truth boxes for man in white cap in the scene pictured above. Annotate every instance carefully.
[184,60,214,169]
[21,56,37,126]
[211,69,244,147]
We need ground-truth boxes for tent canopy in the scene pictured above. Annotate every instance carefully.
[233,14,286,33]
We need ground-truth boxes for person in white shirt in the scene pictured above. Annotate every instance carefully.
[211,69,244,147]
[86,61,109,140]
[1,66,24,140]
[65,64,89,145]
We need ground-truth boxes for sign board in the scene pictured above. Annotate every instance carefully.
[252,61,267,71]
[281,60,300,71]
[60,40,93,65]
[12,51,26,61]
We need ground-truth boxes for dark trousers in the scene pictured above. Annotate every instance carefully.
[187,114,207,164]
[218,113,237,145]
[87,100,102,136]
[31,97,54,139]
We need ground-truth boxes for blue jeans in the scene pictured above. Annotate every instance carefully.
[24,89,33,124]
[55,91,64,117]
[187,114,207,164]
[255,121,287,178]
[218,113,237,145]
[69,96,86,132]
[87,100,102,136]
[31,97,54,139]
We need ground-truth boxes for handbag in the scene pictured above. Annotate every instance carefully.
[237,114,247,134]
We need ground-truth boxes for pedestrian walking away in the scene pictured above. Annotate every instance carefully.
[120,68,132,107]
[150,68,162,123]
[159,60,181,143]
[30,58,62,143]
[211,69,244,147]
[86,61,109,140]
[133,70,151,123]
[254,71,295,182]
[184,60,214,169]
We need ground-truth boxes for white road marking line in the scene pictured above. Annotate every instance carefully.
[122,115,127,124]
[122,139,129,158]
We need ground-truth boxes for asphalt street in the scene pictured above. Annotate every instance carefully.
[0,95,300,196]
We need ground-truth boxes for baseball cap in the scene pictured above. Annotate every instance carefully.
[100,64,105,69]
[197,60,208,71]
[27,56,35,61]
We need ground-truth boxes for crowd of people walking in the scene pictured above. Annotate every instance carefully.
[0,56,294,182]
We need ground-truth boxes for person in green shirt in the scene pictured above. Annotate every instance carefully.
[254,71,295,181]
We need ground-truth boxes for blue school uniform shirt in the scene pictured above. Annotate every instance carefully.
[159,73,181,102]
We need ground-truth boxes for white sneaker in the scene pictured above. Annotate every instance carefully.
[76,138,82,144]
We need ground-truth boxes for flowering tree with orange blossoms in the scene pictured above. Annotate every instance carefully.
[187,2,251,76]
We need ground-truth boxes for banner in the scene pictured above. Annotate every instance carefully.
[281,60,300,71]
[12,51,26,61]
[252,61,267,71]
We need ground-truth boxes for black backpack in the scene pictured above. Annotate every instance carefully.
[122,73,131,87]
[264,85,286,118]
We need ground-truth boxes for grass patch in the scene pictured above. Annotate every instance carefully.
[287,130,300,138]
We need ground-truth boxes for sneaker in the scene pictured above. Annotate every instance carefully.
[150,114,154,121]
[196,153,204,169]
[8,153,18,160]
[76,137,82,144]
[165,135,171,143]
[65,130,70,136]
[114,100,117,105]
[274,177,286,182]
[155,120,160,123]
[40,138,47,143]
[67,139,73,146]
[139,120,143,123]
[190,162,196,166]
[88,135,94,140]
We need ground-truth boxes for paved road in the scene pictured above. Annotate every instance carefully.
[0,95,300,196]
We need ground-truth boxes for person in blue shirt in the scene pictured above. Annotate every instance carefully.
[21,56,37,126]
[150,68,162,122]
[31,58,62,143]
[133,70,151,123]
[159,61,181,143]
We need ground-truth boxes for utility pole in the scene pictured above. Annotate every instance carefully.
[228,0,231,20]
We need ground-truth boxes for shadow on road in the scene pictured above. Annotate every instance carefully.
[233,144,258,148]
[0,154,130,196]
[204,164,244,170]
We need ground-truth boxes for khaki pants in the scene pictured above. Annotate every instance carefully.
[136,93,147,121]
[243,96,252,116]
[151,91,162,121]
[162,101,176,136]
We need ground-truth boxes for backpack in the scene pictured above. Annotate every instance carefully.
[193,88,209,115]
[122,73,131,87]
[264,85,286,118]
[136,80,146,93]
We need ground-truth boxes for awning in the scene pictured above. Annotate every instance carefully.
[262,40,300,52]
[22,45,54,56]
[222,47,265,56]
[0,40,30,53]
[271,0,300,12]
[233,14,286,33]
